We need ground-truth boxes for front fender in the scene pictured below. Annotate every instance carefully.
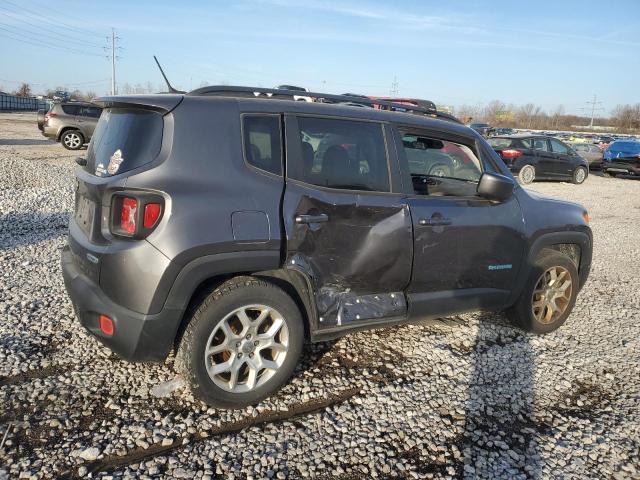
[527,229,592,290]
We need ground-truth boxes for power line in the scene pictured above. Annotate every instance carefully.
[3,0,106,39]
[0,5,106,49]
[0,28,105,57]
[0,19,106,52]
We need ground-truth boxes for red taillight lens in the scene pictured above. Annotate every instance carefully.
[120,197,138,235]
[501,149,523,158]
[44,112,56,122]
[99,315,114,336]
[143,203,161,228]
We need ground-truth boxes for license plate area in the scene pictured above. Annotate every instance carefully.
[75,194,95,236]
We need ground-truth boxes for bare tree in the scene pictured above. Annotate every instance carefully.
[14,83,32,97]
[611,104,640,132]
[483,100,507,126]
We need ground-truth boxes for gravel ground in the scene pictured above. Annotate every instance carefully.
[0,112,638,479]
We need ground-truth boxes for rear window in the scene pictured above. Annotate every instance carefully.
[608,141,640,153]
[488,138,514,148]
[85,108,163,176]
[61,104,81,115]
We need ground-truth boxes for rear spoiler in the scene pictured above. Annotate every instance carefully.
[93,94,183,114]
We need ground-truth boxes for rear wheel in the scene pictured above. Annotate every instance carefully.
[518,165,535,184]
[603,170,617,178]
[176,276,304,408]
[507,249,578,334]
[572,166,587,184]
[61,130,84,150]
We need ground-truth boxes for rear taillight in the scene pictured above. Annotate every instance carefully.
[44,112,57,122]
[143,203,162,228]
[501,149,523,158]
[111,193,163,239]
[120,197,138,235]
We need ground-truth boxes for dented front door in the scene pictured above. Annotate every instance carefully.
[283,182,413,329]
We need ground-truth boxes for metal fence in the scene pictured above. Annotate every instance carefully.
[0,93,51,112]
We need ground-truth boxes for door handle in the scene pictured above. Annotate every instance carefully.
[295,213,329,224]
[419,217,452,226]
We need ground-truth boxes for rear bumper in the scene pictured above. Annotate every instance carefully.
[61,246,182,362]
[41,126,57,139]
[602,161,640,175]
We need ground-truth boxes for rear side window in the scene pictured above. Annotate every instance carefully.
[85,108,163,177]
[80,106,101,118]
[61,104,81,115]
[242,115,282,175]
[291,117,389,192]
[550,139,569,154]
[533,138,549,151]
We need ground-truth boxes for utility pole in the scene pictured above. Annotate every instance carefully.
[111,28,116,95]
[107,28,122,95]
[585,94,603,129]
[390,76,399,96]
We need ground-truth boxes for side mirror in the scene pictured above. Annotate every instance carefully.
[477,172,515,202]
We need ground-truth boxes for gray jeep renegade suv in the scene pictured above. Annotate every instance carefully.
[62,87,592,408]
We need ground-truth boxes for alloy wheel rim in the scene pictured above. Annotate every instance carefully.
[65,133,81,148]
[204,304,289,393]
[522,167,534,183]
[575,168,586,183]
[531,266,572,324]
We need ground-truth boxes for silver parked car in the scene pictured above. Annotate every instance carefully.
[38,101,102,150]
[569,142,603,169]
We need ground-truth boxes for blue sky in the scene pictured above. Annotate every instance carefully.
[1,0,638,114]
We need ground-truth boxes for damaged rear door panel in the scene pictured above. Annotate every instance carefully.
[283,115,413,332]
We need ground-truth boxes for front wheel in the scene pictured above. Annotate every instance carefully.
[61,130,84,150]
[507,249,579,334]
[176,276,304,408]
[572,166,587,184]
[518,164,536,184]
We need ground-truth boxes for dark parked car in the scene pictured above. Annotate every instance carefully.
[488,135,589,184]
[492,127,516,136]
[469,122,491,136]
[61,87,592,408]
[602,140,640,177]
[39,101,102,150]
[570,142,603,169]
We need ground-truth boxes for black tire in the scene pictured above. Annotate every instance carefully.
[507,249,579,334]
[176,276,304,408]
[518,164,535,184]
[37,109,45,131]
[60,130,84,150]
[603,170,616,178]
[572,166,587,185]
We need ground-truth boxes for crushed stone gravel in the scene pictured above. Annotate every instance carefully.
[0,113,638,479]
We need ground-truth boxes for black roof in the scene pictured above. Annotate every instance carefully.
[96,89,467,131]
[187,85,460,124]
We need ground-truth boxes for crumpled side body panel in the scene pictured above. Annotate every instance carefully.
[284,183,413,328]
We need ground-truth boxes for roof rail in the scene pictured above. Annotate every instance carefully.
[187,85,460,123]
